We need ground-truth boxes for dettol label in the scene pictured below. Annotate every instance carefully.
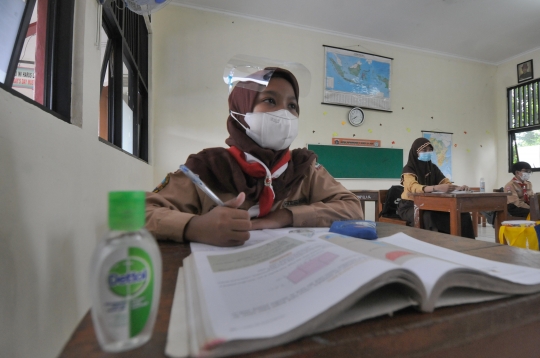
[106,247,154,337]
[92,243,158,350]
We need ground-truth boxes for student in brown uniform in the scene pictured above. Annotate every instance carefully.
[145,68,363,246]
[504,161,534,218]
[397,137,475,239]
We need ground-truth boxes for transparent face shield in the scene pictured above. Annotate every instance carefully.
[223,54,311,96]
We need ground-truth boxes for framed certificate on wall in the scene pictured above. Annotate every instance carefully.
[517,60,533,83]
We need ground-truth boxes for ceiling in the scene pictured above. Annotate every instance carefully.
[170,0,540,64]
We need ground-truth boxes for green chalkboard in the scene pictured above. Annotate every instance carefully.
[307,144,403,179]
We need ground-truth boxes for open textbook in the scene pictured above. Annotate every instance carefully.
[167,231,540,358]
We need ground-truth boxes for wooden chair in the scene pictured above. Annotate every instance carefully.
[377,189,407,226]
[528,192,540,221]
[350,190,379,222]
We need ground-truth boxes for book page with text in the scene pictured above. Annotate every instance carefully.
[324,233,523,310]
[192,233,409,341]
[380,233,540,286]
[324,233,460,299]
[190,228,330,253]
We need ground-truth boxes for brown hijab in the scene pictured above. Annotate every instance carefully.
[185,68,316,206]
[401,137,446,186]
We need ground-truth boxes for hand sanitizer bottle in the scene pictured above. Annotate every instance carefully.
[480,178,485,192]
[90,191,162,352]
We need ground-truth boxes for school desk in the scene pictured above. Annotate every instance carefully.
[59,222,540,357]
[412,192,509,242]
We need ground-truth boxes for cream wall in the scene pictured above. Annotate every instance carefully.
[152,5,499,220]
[0,3,529,358]
[0,1,153,357]
[495,49,540,190]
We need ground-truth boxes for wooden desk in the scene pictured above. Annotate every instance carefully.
[59,223,540,357]
[350,190,379,221]
[412,192,509,242]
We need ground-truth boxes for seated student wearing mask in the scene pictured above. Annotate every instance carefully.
[397,137,475,239]
[505,161,534,218]
[145,68,363,247]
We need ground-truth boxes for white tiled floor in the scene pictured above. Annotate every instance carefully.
[475,224,496,243]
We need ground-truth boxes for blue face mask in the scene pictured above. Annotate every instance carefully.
[418,152,432,162]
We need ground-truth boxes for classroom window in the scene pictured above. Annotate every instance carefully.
[99,0,149,161]
[508,79,540,171]
[0,0,75,121]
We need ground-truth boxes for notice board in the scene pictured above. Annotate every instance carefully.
[307,144,403,179]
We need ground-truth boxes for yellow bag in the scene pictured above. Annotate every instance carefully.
[498,222,539,250]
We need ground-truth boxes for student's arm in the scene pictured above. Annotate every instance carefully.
[439,178,471,191]
[184,193,252,246]
[439,178,452,185]
[402,174,457,197]
[145,172,251,245]
[145,173,199,242]
[402,174,425,198]
[252,162,363,229]
[426,177,458,193]
[249,207,293,230]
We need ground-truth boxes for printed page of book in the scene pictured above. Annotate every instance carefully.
[189,230,276,253]
[379,233,540,309]
[381,233,540,285]
[262,227,331,237]
[325,233,460,296]
[189,228,330,252]
[325,233,512,311]
[166,257,417,358]
[190,233,415,342]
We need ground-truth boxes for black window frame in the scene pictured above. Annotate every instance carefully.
[100,0,149,162]
[507,78,540,172]
[0,0,75,122]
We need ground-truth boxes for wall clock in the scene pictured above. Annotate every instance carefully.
[348,107,365,127]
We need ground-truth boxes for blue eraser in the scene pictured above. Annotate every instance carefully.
[329,220,378,240]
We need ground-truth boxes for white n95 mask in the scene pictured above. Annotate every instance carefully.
[521,172,531,181]
[231,109,299,151]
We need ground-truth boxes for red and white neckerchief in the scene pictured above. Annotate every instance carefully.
[228,146,290,217]
[512,176,529,204]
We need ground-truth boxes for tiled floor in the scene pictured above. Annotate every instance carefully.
[475,224,496,243]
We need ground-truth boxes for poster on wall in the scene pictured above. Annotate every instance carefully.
[422,131,453,180]
[331,138,381,147]
[12,66,35,90]
[323,45,392,112]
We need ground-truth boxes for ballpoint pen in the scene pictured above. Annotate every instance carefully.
[179,164,225,207]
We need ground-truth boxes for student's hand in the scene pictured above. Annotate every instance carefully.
[184,193,252,247]
[456,185,469,191]
[250,209,293,230]
[433,184,458,193]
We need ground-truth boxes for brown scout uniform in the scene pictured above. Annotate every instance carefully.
[504,178,534,209]
[145,162,363,242]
